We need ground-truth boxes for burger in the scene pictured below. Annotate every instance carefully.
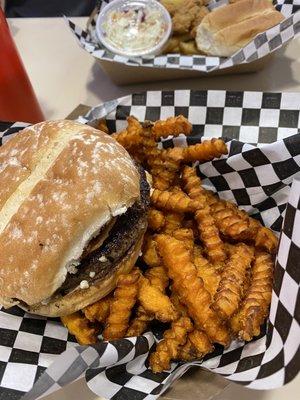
[0,120,149,317]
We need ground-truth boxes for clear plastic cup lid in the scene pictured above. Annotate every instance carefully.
[96,0,172,57]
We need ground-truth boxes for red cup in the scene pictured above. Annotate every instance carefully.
[0,9,45,123]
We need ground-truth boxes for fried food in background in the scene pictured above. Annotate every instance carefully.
[62,114,277,373]
[161,0,283,56]
[161,0,209,54]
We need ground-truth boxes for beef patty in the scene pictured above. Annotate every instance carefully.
[59,165,150,295]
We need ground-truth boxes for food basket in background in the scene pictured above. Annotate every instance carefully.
[0,90,299,400]
[66,0,300,84]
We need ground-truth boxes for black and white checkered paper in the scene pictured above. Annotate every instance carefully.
[0,90,299,400]
[66,0,300,73]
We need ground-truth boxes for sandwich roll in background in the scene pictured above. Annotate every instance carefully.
[196,0,285,56]
[0,120,149,317]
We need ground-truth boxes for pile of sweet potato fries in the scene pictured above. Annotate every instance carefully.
[62,115,277,373]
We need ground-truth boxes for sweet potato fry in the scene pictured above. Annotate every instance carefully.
[167,138,227,163]
[83,295,112,323]
[230,251,273,341]
[211,200,251,239]
[127,266,169,336]
[151,115,192,140]
[255,227,278,255]
[150,316,193,373]
[142,234,161,267]
[213,244,254,320]
[126,305,152,337]
[173,228,194,250]
[193,247,221,297]
[151,189,202,213]
[112,116,144,151]
[195,207,227,263]
[138,275,178,323]
[164,211,185,233]
[61,312,98,345]
[148,208,166,231]
[182,166,226,262]
[170,290,188,316]
[183,138,228,162]
[156,235,230,346]
[170,291,213,362]
[182,166,207,201]
[103,269,140,340]
[179,329,213,361]
[211,200,278,253]
[147,147,181,190]
[145,265,169,292]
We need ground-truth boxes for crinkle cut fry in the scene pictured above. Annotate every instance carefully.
[195,207,227,263]
[127,266,169,336]
[170,291,213,362]
[213,244,254,320]
[173,228,194,250]
[182,166,226,262]
[112,116,144,151]
[255,227,278,255]
[61,312,98,345]
[148,208,165,231]
[210,200,250,240]
[167,138,227,163]
[150,316,193,373]
[126,305,152,337]
[151,189,202,213]
[182,166,207,201]
[156,235,230,346]
[179,329,214,362]
[211,200,278,254]
[151,115,192,141]
[164,211,184,233]
[148,147,183,190]
[138,275,178,323]
[145,265,169,292]
[103,269,140,340]
[142,234,161,267]
[193,246,221,297]
[83,295,112,323]
[230,251,274,341]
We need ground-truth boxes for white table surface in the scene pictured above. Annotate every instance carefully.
[8,17,300,120]
[8,16,300,400]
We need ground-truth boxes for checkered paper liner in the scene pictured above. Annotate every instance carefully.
[0,90,300,400]
[66,0,300,73]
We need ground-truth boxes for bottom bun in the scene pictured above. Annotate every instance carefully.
[21,233,145,317]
